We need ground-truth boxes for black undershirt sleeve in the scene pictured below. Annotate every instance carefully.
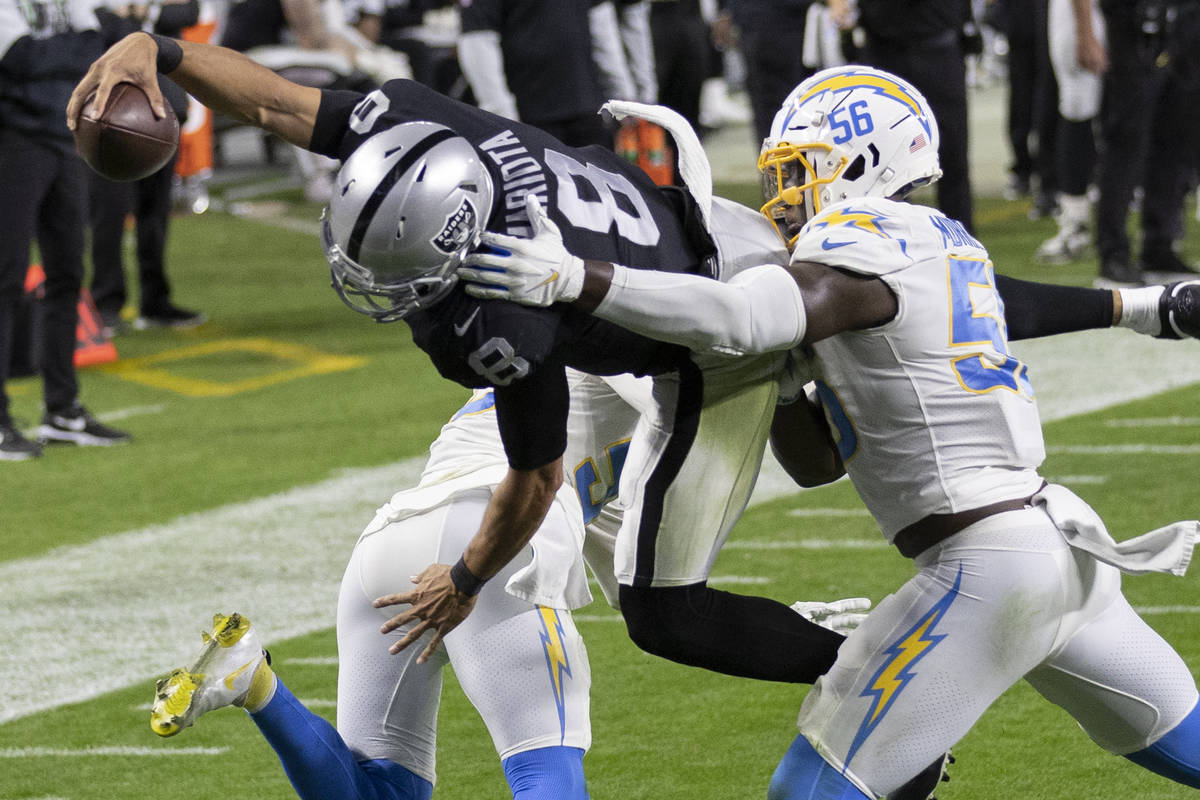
[995,274,1114,341]
[492,364,570,470]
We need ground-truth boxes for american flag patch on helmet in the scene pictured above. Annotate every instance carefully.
[910,133,928,152]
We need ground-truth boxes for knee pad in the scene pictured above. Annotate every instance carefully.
[1125,699,1200,789]
[502,746,588,800]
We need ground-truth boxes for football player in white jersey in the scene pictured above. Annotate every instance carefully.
[147,368,868,800]
[458,64,1200,798]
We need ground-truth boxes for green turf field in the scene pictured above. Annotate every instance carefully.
[1,180,1198,800]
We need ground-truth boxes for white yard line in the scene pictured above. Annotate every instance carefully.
[3,330,1198,725]
[0,460,425,725]
[0,747,229,757]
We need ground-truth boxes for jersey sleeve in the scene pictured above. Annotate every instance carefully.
[790,200,917,277]
[308,88,364,158]
[493,362,569,469]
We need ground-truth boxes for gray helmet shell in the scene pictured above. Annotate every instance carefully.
[322,121,495,322]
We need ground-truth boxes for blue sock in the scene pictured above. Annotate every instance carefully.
[769,735,870,800]
[502,746,589,800]
[249,680,433,800]
[1125,700,1200,788]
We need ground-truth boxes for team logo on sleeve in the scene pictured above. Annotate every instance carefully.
[431,199,478,254]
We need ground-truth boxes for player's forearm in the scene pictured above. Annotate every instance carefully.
[580,262,808,355]
[168,37,320,147]
[459,460,562,585]
[769,393,845,488]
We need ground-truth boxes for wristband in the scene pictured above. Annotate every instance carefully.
[449,556,485,597]
[148,33,183,74]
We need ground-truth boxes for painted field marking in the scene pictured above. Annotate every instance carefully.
[1135,606,1200,615]
[0,747,229,758]
[1047,444,1200,455]
[787,508,872,518]
[1106,417,1200,428]
[96,338,365,397]
[96,404,166,422]
[725,539,886,550]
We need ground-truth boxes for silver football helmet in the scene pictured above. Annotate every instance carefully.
[758,65,943,246]
[322,121,495,322]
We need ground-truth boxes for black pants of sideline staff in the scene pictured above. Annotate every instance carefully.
[0,129,85,427]
[89,153,180,321]
[1095,5,1200,268]
[862,31,974,232]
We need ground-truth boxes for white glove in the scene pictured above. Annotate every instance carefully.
[776,348,815,406]
[458,194,586,306]
[791,597,871,636]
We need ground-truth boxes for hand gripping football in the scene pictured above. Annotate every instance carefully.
[74,82,179,182]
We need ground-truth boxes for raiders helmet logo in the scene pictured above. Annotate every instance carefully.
[431,199,478,255]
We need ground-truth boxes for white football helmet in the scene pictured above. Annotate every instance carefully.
[758,65,943,245]
[322,121,494,322]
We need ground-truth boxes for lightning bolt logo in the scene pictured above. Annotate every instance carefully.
[537,606,573,742]
[812,206,890,238]
[844,564,963,769]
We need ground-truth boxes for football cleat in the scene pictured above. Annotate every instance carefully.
[150,612,266,737]
[1034,225,1090,264]
[886,752,954,800]
[1157,281,1200,340]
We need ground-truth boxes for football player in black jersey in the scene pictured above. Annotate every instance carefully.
[68,31,873,800]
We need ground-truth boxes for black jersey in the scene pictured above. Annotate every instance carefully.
[309,79,707,469]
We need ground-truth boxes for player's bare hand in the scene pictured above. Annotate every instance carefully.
[458,195,585,306]
[68,32,166,130]
[373,563,478,663]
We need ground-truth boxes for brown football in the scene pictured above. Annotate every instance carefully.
[74,82,179,182]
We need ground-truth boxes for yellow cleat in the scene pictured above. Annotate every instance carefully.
[149,612,265,737]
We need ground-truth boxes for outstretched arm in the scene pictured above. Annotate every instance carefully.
[67,32,321,149]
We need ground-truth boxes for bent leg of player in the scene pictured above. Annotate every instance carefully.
[148,610,430,800]
[614,355,845,684]
[450,601,590,800]
[790,509,1074,797]
[344,488,591,800]
[1025,580,1200,788]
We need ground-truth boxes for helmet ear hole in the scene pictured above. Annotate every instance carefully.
[843,154,867,182]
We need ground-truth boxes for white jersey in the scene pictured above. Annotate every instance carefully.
[367,369,646,609]
[790,197,1046,538]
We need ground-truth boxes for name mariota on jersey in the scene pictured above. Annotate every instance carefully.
[478,130,549,238]
[929,213,983,250]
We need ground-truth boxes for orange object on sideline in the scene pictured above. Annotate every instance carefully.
[615,120,674,186]
[174,22,218,179]
[24,264,118,368]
